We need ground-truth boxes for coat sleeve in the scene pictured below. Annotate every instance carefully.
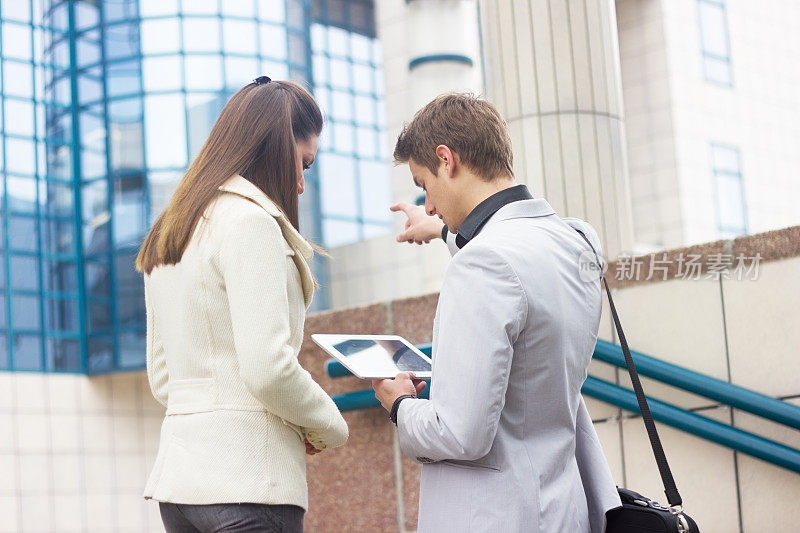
[219,208,348,449]
[397,245,527,461]
[144,279,169,408]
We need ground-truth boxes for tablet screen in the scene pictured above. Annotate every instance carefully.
[333,339,430,373]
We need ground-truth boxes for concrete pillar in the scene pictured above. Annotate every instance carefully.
[479,0,634,258]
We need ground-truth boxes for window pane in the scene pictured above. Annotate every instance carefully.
[260,24,288,60]
[703,57,732,86]
[85,261,111,299]
[46,338,82,372]
[327,27,349,57]
[11,255,39,292]
[7,176,38,212]
[323,218,359,248]
[183,18,220,52]
[140,18,180,54]
[106,60,141,97]
[46,299,80,332]
[5,138,35,174]
[222,0,255,17]
[330,90,352,121]
[333,122,353,154]
[13,334,42,370]
[44,260,79,294]
[717,174,746,233]
[113,176,147,246]
[2,23,32,60]
[45,220,76,255]
[12,295,41,330]
[81,179,109,227]
[698,2,729,58]
[115,253,144,328]
[225,56,259,88]
[712,145,740,173]
[9,216,37,251]
[138,0,178,17]
[118,331,145,368]
[87,338,113,373]
[4,98,35,137]
[143,55,182,92]
[319,153,357,217]
[0,334,8,370]
[88,301,112,333]
[148,171,182,223]
[2,60,33,97]
[184,55,223,91]
[145,93,188,167]
[223,19,257,55]
[184,0,218,15]
[2,1,31,21]
[359,160,392,222]
[258,0,285,23]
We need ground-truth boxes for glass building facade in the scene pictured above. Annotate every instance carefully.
[0,0,389,373]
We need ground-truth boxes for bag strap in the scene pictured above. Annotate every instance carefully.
[574,229,683,507]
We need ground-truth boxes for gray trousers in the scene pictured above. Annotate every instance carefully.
[159,502,304,533]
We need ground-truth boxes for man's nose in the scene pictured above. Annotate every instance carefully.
[425,196,436,216]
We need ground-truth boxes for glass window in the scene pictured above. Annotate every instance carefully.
[223,19,257,56]
[330,90,352,121]
[7,176,38,212]
[104,0,138,23]
[144,93,188,168]
[5,138,36,175]
[148,171,183,222]
[117,331,145,369]
[79,110,106,152]
[327,27,349,57]
[11,255,40,292]
[352,63,373,93]
[75,1,100,29]
[76,39,101,68]
[46,338,82,372]
[138,0,179,17]
[356,126,377,158]
[106,60,141,97]
[712,145,739,173]
[287,32,306,65]
[46,144,72,180]
[140,18,180,54]
[12,334,42,370]
[115,253,144,328]
[222,0,256,18]
[0,335,7,370]
[87,338,113,373]
[45,299,80,333]
[46,182,75,217]
[259,24,288,60]
[143,55,183,92]
[186,93,223,159]
[354,95,375,126]
[258,0,286,23]
[88,301,112,334]
[359,160,392,222]
[113,176,147,246]
[225,56,259,88]
[44,260,79,294]
[350,33,372,63]
[2,1,31,21]
[260,59,288,80]
[80,150,107,180]
[2,60,33,97]
[2,23,32,60]
[12,295,41,330]
[183,18,220,52]
[333,122,354,154]
[104,23,140,60]
[319,153,357,217]
[85,261,111,299]
[312,54,328,86]
[184,55,223,91]
[9,216,38,251]
[698,0,732,86]
[310,24,326,51]
[711,144,746,236]
[322,218,360,248]
[45,220,76,255]
[81,179,109,225]
[183,0,218,15]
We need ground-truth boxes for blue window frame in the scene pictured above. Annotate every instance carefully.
[711,144,747,238]
[698,0,733,86]
[1,0,355,371]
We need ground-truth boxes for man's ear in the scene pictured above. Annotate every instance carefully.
[435,145,456,179]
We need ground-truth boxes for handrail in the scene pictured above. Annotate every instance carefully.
[323,341,800,474]
[326,340,800,431]
[592,339,800,431]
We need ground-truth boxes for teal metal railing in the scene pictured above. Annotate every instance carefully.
[325,342,800,474]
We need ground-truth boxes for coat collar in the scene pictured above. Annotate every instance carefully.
[480,198,556,235]
[218,174,316,307]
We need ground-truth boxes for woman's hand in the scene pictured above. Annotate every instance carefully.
[390,202,445,245]
[305,439,323,455]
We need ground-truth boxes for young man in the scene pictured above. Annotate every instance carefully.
[372,94,621,533]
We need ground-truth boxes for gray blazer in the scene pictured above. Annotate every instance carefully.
[397,199,621,532]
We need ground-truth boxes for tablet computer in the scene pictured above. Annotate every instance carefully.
[311,334,432,379]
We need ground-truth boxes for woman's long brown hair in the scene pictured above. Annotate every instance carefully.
[136,80,323,275]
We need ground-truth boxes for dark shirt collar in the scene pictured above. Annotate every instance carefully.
[454,184,533,248]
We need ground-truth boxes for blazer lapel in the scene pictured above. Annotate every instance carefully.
[218,175,315,308]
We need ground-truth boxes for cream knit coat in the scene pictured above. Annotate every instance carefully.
[142,174,348,509]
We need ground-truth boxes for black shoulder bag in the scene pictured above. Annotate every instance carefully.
[575,229,700,533]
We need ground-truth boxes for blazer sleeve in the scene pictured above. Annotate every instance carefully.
[397,244,527,461]
[144,279,169,408]
[219,208,348,449]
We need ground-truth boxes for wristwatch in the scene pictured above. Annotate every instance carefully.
[389,394,415,425]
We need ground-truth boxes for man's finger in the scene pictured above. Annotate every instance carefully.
[414,381,427,394]
[390,202,415,215]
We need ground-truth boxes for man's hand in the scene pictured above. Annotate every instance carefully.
[372,372,428,411]
[390,202,445,245]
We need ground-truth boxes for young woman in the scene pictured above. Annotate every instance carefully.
[136,77,349,532]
